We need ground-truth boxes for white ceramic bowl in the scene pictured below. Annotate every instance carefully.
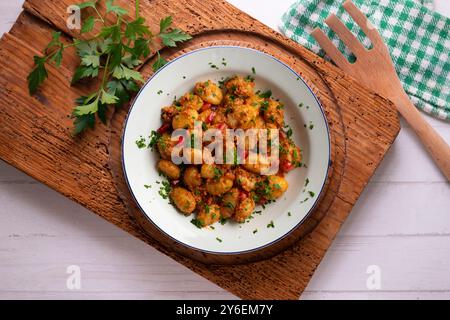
[122,46,330,255]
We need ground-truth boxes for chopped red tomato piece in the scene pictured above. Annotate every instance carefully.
[239,190,249,201]
[157,123,170,134]
[281,160,294,172]
[206,111,216,124]
[201,102,212,111]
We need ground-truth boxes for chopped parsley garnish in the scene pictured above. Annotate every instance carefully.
[208,62,219,70]
[300,198,309,204]
[253,229,258,234]
[309,121,314,130]
[157,90,163,95]
[213,167,223,179]
[260,100,269,112]
[267,221,275,228]
[305,178,310,187]
[251,67,256,74]
[216,237,223,243]
[144,184,152,189]
[298,103,304,108]
[224,202,235,209]
[258,90,272,99]
[158,180,171,200]
[286,126,293,138]
[148,130,161,151]
[135,136,147,149]
[288,212,292,216]
[308,191,316,197]
[191,219,204,229]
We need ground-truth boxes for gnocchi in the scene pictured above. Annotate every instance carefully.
[150,76,303,228]
[170,187,196,215]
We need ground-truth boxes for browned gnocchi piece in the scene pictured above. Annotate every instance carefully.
[280,136,302,169]
[197,203,221,227]
[235,168,258,192]
[170,187,196,215]
[157,133,175,160]
[157,160,181,179]
[245,94,264,109]
[194,80,223,105]
[180,93,203,111]
[233,197,255,223]
[161,105,178,123]
[223,94,245,110]
[243,155,273,175]
[183,166,202,190]
[183,148,203,164]
[200,164,217,179]
[266,175,288,200]
[225,76,255,98]
[235,104,260,130]
[172,108,198,130]
[205,176,234,196]
[221,188,239,219]
[263,99,284,128]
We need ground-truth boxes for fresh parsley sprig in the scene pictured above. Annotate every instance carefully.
[27,0,191,135]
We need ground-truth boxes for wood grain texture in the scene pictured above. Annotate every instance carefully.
[0,0,400,299]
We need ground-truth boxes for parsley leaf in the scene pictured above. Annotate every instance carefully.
[100,89,119,104]
[160,29,192,47]
[113,64,144,82]
[125,17,151,40]
[71,65,99,84]
[152,52,167,72]
[259,90,272,99]
[76,1,97,10]
[132,38,151,58]
[81,15,96,34]
[106,0,128,16]
[73,96,99,116]
[73,113,96,135]
[159,16,172,33]
[27,56,48,95]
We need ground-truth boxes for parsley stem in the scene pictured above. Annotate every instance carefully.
[93,7,105,23]
[100,52,112,91]
[136,0,140,18]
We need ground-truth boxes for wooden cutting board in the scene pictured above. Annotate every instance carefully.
[0,0,400,299]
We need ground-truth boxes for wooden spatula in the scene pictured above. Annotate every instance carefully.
[312,0,450,180]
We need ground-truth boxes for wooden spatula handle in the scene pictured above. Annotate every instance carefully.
[393,91,450,180]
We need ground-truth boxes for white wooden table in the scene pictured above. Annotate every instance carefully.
[1,0,449,300]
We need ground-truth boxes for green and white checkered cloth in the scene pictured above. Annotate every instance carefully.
[280,0,450,120]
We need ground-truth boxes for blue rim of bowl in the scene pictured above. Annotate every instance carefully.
[122,45,331,256]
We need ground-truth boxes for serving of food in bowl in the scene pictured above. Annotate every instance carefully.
[122,46,330,258]
[154,75,302,228]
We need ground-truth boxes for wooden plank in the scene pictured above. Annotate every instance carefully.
[0,0,400,299]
